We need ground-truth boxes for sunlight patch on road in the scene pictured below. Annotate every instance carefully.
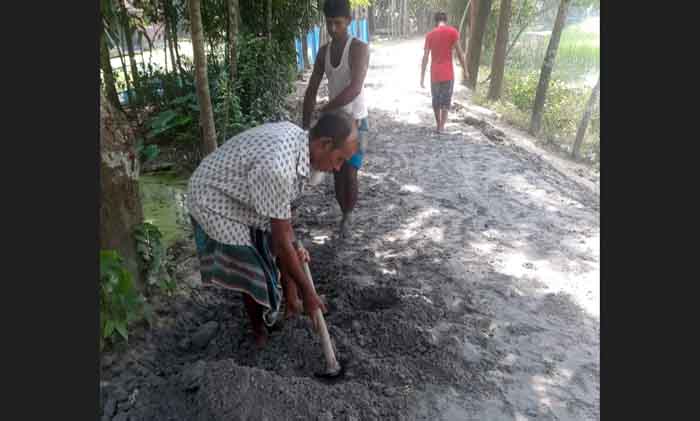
[397,208,441,241]
[360,170,387,181]
[400,184,423,194]
[495,248,599,319]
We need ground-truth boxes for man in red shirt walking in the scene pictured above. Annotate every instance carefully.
[420,11,467,134]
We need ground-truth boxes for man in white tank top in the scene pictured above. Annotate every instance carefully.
[302,0,369,239]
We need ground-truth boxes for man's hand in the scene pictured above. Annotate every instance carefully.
[296,245,310,263]
[302,289,327,331]
[421,48,430,91]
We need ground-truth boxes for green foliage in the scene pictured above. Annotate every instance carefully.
[136,29,295,157]
[134,222,175,295]
[100,250,150,350]
[506,69,539,110]
[474,66,599,161]
[350,0,372,7]
[234,33,295,123]
[493,18,598,84]
[142,88,201,169]
[231,0,324,48]
[472,8,600,161]
[147,109,190,138]
[214,70,255,139]
[135,139,161,163]
[116,1,354,168]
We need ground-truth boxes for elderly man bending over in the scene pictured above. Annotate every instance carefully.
[186,112,358,347]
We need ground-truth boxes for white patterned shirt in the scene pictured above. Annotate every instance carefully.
[186,122,310,246]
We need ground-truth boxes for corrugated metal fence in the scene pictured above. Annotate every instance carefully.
[294,18,369,71]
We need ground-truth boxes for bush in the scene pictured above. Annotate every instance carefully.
[477,16,600,162]
[233,33,295,124]
[100,250,151,350]
[134,222,174,294]
[136,31,297,169]
[475,67,600,161]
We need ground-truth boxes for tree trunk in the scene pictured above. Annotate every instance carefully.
[572,75,600,159]
[163,23,169,72]
[100,91,144,290]
[395,0,399,37]
[167,23,178,79]
[505,0,527,56]
[167,0,185,76]
[145,31,154,66]
[504,0,557,64]
[116,28,133,102]
[368,4,375,39]
[458,0,473,85]
[466,0,492,90]
[301,31,310,70]
[138,32,145,65]
[403,0,409,36]
[425,8,431,34]
[267,0,273,40]
[389,0,395,38]
[529,0,571,135]
[163,0,179,82]
[459,0,472,41]
[228,0,239,81]
[188,0,218,156]
[119,0,140,95]
[396,0,401,37]
[318,15,325,46]
[101,29,122,109]
[487,0,512,100]
[464,0,476,62]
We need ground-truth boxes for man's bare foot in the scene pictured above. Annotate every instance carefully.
[252,327,269,349]
[339,212,353,238]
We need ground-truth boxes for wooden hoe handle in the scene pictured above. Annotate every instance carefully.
[302,262,340,374]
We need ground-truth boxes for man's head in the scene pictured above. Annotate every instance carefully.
[324,0,352,42]
[434,11,448,26]
[308,110,358,177]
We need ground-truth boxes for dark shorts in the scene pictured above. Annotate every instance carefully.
[431,80,454,109]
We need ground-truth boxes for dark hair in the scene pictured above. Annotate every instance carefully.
[323,0,352,18]
[434,11,447,24]
[310,110,355,149]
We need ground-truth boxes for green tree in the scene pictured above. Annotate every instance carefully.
[529,0,571,135]
[466,0,492,89]
[487,0,511,100]
[100,21,122,109]
[189,0,218,155]
[572,74,599,159]
[100,90,144,289]
[118,0,141,97]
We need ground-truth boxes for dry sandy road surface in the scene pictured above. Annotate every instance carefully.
[99,37,600,421]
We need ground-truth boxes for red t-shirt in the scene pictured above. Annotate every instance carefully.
[424,25,460,83]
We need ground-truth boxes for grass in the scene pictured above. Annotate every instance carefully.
[503,22,599,86]
[475,18,600,162]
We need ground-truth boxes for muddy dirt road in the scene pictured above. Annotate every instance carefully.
[100,37,600,421]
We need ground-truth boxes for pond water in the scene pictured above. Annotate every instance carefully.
[139,171,191,248]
